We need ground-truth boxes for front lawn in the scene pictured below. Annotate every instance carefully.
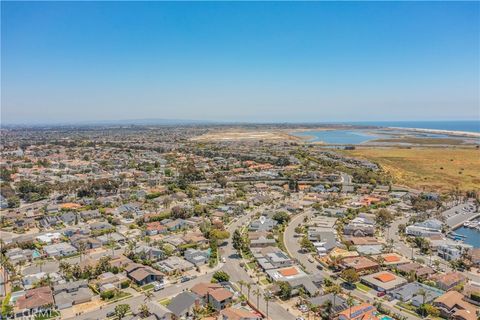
[34,310,60,320]
[141,283,154,291]
[159,298,171,306]
[355,282,371,292]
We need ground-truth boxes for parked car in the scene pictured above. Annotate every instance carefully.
[377,291,386,297]
[154,282,165,291]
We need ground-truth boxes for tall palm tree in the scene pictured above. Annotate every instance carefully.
[321,301,333,320]
[36,259,46,273]
[238,280,246,295]
[246,282,252,301]
[347,293,355,319]
[107,238,116,257]
[78,241,87,262]
[417,289,427,317]
[326,284,341,310]
[0,253,12,296]
[264,293,272,320]
[253,287,262,308]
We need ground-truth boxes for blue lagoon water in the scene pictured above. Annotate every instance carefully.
[454,225,480,248]
[292,120,479,145]
[293,130,377,144]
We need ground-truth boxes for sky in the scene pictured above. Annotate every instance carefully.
[1,1,479,125]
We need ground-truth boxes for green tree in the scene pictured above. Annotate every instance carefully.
[212,271,230,283]
[138,304,150,318]
[114,304,130,319]
[341,268,359,285]
[300,236,315,253]
[273,211,290,225]
[278,281,292,300]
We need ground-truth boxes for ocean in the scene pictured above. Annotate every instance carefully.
[344,120,480,133]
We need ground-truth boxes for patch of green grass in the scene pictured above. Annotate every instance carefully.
[260,278,271,285]
[34,310,60,320]
[141,283,154,291]
[159,298,171,306]
[355,282,371,292]
[107,291,132,303]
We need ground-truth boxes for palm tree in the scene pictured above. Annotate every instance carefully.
[326,284,341,310]
[321,301,332,320]
[36,259,46,273]
[246,282,252,301]
[253,287,262,308]
[330,255,341,271]
[264,292,272,320]
[238,280,246,295]
[0,253,12,296]
[78,241,87,262]
[417,289,427,317]
[347,293,355,319]
[107,239,116,257]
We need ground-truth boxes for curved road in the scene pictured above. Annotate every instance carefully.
[71,205,295,320]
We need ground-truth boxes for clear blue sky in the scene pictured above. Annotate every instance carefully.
[2,1,479,124]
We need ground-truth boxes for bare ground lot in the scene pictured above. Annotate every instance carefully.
[191,130,300,142]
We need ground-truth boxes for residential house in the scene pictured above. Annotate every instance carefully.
[248,216,277,232]
[190,282,233,311]
[437,243,473,261]
[389,282,444,307]
[337,303,377,320]
[156,256,194,274]
[94,272,129,292]
[361,272,408,293]
[396,263,435,279]
[15,286,54,317]
[96,232,126,245]
[53,280,93,310]
[133,245,165,262]
[341,256,379,273]
[59,212,77,225]
[80,209,102,220]
[5,248,36,265]
[184,248,210,266]
[433,291,477,320]
[343,218,375,237]
[252,247,293,271]
[307,293,348,313]
[145,221,167,236]
[406,219,443,237]
[124,263,164,286]
[431,272,467,291]
[166,292,201,319]
[44,242,78,257]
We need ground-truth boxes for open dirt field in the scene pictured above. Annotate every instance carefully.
[191,130,300,142]
[342,147,480,192]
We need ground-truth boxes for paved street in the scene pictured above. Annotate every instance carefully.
[71,205,295,320]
